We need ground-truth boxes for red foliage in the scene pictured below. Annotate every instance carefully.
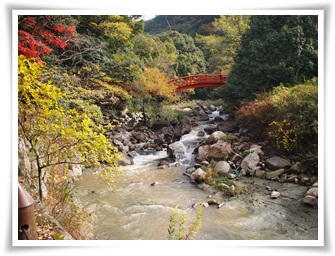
[18,30,52,60]
[18,16,76,62]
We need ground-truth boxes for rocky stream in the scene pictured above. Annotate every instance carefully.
[75,103,318,240]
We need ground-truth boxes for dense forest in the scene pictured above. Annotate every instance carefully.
[17,14,318,239]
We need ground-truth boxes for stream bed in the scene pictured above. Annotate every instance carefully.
[75,111,318,240]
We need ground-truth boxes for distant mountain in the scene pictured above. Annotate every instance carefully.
[144,15,219,37]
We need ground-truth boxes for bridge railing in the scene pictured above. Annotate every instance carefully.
[168,74,227,88]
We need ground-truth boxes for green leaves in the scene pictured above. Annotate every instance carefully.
[224,15,318,105]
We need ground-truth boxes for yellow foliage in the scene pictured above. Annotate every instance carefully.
[18,55,121,201]
[134,67,179,102]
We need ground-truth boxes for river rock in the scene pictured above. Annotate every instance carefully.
[217,120,237,132]
[241,152,259,173]
[254,169,266,178]
[271,191,281,199]
[207,199,219,205]
[266,168,285,180]
[201,160,210,166]
[167,141,185,159]
[174,116,192,138]
[209,105,216,111]
[197,130,206,137]
[118,152,134,166]
[204,126,217,135]
[207,141,232,161]
[196,145,210,162]
[190,168,206,182]
[132,131,147,142]
[160,126,174,136]
[265,156,291,170]
[204,131,226,145]
[215,161,231,176]
[158,160,170,167]
[250,144,264,155]
[288,162,302,174]
[214,116,224,122]
[151,121,172,131]
[306,186,318,198]
[303,195,318,207]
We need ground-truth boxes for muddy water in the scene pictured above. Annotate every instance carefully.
[75,111,318,240]
[76,150,318,240]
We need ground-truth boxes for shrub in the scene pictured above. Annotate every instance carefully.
[235,79,318,173]
[168,204,203,240]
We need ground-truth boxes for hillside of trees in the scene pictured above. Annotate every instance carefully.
[144,15,219,37]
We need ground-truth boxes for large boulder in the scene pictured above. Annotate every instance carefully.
[167,141,186,159]
[195,145,210,162]
[241,152,259,173]
[204,131,226,145]
[132,131,147,142]
[118,152,134,166]
[265,156,291,170]
[174,116,192,138]
[217,120,238,132]
[207,141,232,161]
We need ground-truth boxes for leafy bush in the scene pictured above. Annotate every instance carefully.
[236,79,318,173]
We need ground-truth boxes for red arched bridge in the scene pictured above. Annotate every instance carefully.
[168,73,228,92]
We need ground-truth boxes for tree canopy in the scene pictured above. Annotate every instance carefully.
[222,15,318,104]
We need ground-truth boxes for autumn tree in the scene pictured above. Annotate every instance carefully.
[18,15,76,62]
[18,55,121,202]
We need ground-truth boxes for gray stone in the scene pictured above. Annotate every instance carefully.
[174,116,193,137]
[215,161,231,176]
[250,144,264,155]
[196,145,210,162]
[204,131,226,145]
[190,168,206,182]
[201,160,210,166]
[241,152,259,172]
[303,195,318,207]
[167,141,185,159]
[271,191,281,199]
[288,162,302,174]
[118,153,134,166]
[265,156,291,170]
[306,187,318,198]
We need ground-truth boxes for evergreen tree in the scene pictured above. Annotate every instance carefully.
[223,15,318,105]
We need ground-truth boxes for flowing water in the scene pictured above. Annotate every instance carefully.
[75,111,318,240]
